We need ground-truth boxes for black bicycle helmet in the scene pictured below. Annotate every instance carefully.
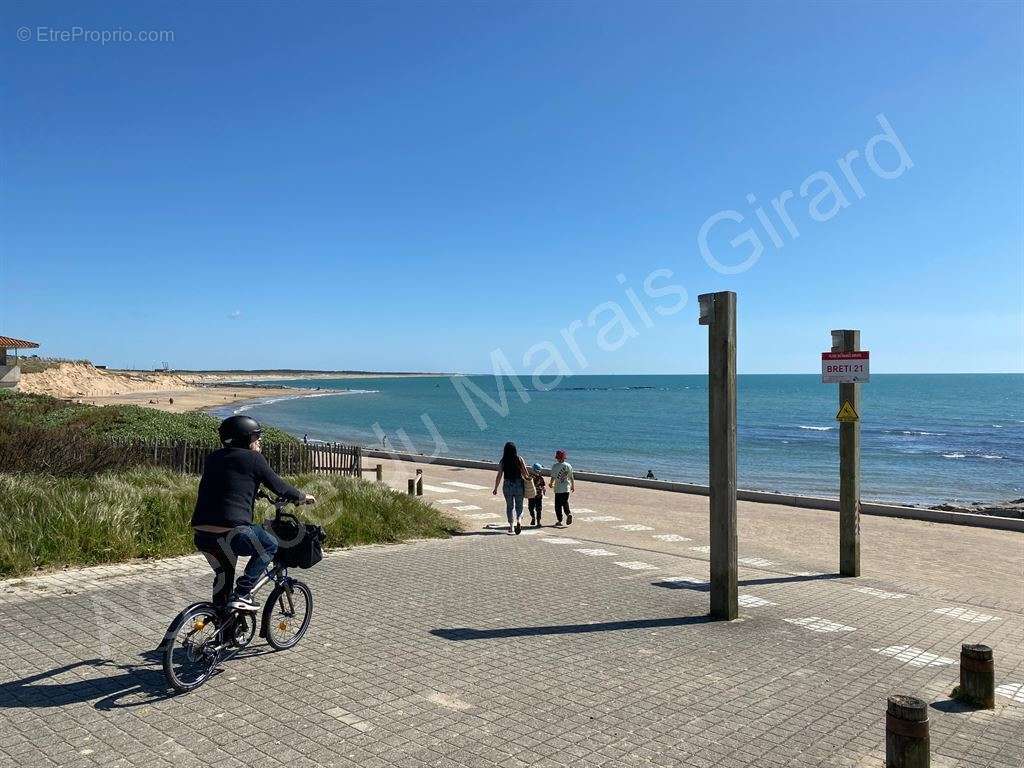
[218,414,263,447]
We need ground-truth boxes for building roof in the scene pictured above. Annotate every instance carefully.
[0,336,40,350]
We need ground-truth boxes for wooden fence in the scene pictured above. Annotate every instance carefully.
[121,439,363,477]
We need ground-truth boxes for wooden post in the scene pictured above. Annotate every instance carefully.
[833,329,861,577]
[415,469,423,495]
[375,464,383,482]
[956,644,995,708]
[699,291,738,621]
[407,478,416,495]
[886,695,929,767]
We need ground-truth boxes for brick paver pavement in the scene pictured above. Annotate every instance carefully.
[1,461,1021,767]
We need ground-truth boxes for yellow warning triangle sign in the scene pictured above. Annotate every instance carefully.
[836,401,859,422]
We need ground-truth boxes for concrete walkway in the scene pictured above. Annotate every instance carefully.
[1,461,1021,767]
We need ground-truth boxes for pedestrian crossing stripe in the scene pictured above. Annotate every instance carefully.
[836,401,858,422]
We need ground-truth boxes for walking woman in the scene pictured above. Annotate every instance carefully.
[492,441,529,535]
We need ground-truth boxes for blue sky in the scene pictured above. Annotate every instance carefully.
[1,1,1021,374]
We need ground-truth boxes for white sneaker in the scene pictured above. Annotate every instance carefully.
[228,593,259,612]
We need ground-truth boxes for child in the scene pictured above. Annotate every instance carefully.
[528,462,546,527]
[549,449,575,526]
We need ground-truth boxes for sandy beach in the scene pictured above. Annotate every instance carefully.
[74,386,300,413]
[14,362,434,413]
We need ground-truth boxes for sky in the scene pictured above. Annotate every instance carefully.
[1,1,1021,374]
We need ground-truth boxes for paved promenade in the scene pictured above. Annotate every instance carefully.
[1,460,1021,767]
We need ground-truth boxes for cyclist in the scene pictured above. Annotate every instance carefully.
[191,415,314,612]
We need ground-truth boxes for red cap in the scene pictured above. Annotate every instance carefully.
[555,449,566,461]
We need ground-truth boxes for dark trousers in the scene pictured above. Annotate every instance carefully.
[554,492,570,522]
[195,525,279,607]
[528,495,543,521]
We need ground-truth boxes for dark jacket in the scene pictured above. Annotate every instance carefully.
[191,447,305,528]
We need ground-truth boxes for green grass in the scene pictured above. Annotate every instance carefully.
[0,389,296,445]
[0,468,461,577]
[13,357,91,374]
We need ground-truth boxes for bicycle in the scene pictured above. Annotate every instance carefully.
[161,492,317,692]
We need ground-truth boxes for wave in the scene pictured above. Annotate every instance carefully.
[942,453,966,459]
[883,429,946,436]
[553,385,658,392]
[982,454,1003,460]
[233,389,378,414]
[797,425,834,432]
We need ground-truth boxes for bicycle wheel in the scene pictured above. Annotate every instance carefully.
[263,580,313,651]
[162,605,223,691]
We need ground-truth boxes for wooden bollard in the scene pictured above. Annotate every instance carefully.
[407,478,416,495]
[415,469,423,495]
[956,644,995,708]
[375,464,383,482]
[886,695,929,768]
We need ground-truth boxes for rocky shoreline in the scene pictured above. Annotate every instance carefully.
[930,499,1024,520]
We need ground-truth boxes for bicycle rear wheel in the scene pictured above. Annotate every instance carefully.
[163,605,223,691]
[263,580,313,651]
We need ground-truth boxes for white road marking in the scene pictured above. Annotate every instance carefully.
[738,594,777,607]
[614,561,658,571]
[540,538,581,545]
[995,683,1024,704]
[652,534,691,542]
[689,546,711,554]
[577,515,621,522]
[454,505,482,511]
[616,524,654,531]
[855,587,909,600]
[738,557,776,568]
[464,512,500,520]
[435,499,463,505]
[421,484,450,493]
[659,576,708,586]
[443,481,488,490]
[871,646,954,667]
[573,508,600,514]
[784,617,855,633]
[520,529,542,536]
[933,606,1000,623]
[574,548,617,557]
[789,571,826,577]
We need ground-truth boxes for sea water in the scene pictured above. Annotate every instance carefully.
[217,374,1023,506]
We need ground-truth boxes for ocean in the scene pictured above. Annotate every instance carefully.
[215,374,1023,506]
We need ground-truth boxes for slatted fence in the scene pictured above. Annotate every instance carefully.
[119,439,362,477]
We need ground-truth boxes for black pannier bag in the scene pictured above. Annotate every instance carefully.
[266,513,325,569]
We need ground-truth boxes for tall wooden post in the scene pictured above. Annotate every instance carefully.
[700,292,738,620]
[833,329,861,577]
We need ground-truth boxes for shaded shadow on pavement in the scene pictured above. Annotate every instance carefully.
[931,698,978,714]
[0,646,269,710]
[431,614,714,641]
[0,656,173,711]
[652,573,843,591]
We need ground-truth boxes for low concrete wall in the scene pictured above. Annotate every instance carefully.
[0,365,20,389]
[363,448,1024,533]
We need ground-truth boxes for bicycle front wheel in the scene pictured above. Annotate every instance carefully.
[263,580,313,651]
[162,605,222,692]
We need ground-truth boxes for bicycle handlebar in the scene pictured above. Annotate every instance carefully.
[256,490,314,508]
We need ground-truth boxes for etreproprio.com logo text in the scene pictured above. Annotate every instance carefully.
[17,26,175,44]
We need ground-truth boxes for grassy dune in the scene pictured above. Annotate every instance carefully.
[0,389,295,445]
[0,468,461,578]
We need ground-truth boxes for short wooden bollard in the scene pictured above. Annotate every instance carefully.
[956,644,995,708]
[886,695,929,768]
[375,464,383,482]
[407,478,416,495]
[415,469,423,496]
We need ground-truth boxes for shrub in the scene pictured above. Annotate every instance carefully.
[0,468,461,577]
